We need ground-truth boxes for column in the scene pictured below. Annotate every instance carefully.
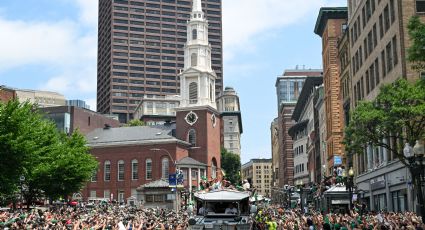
[382,139,388,164]
[198,168,201,189]
[367,145,372,170]
[189,167,193,202]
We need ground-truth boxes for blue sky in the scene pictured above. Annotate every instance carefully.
[0,0,345,164]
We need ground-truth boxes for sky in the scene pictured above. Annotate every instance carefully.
[0,0,346,164]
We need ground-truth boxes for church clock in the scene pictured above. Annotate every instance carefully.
[185,111,198,126]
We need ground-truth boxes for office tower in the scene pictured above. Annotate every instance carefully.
[97,0,223,123]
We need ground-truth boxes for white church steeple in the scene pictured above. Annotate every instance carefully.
[179,0,216,109]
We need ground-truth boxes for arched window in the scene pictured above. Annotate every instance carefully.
[146,159,152,180]
[211,158,217,179]
[104,161,111,181]
[131,159,138,180]
[189,82,198,104]
[162,158,170,179]
[118,160,124,181]
[188,129,197,145]
[192,29,197,40]
[191,53,198,67]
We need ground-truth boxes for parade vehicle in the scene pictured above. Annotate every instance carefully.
[188,190,253,230]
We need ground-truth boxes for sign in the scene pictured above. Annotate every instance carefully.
[169,173,176,187]
[331,199,350,204]
[334,156,342,166]
[370,176,386,190]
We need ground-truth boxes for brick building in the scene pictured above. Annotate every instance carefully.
[82,0,222,206]
[40,106,121,135]
[0,86,16,102]
[314,7,348,175]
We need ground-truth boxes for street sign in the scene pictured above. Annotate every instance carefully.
[334,156,342,166]
[169,173,176,187]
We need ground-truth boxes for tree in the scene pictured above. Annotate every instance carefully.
[0,100,98,206]
[344,78,425,217]
[221,148,242,185]
[125,119,146,127]
[407,16,425,72]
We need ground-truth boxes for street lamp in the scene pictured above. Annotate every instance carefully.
[150,148,179,216]
[19,175,25,211]
[404,140,425,221]
[347,167,354,211]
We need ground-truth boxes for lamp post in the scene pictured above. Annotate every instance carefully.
[19,175,25,211]
[404,140,425,220]
[347,167,354,211]
[150,148,179,216]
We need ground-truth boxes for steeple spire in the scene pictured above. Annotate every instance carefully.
[192,0,202,12]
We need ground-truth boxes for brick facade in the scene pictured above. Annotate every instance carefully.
[278,104,296,186]
[0,87,16,103]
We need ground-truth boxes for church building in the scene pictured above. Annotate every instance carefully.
[82,0,222,208]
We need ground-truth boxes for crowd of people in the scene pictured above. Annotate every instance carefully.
[252,206,424,230]
[0,204,191,230]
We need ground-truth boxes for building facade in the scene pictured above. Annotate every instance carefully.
[96,0,223,123]
[314,7,348,175]
[216,87,243,155]
[275,69,323,187]
[0,86,16,102]
[84,0,222,205]
[133,94,181,125]
[270,118,279,188]
[41,106,121,135]
[13,88,66,108]
[66,100,91,110]
[289,77,323,185]
[241,159,272,196]
[347,0,424,213]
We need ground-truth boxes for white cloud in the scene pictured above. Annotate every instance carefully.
[0,0,98,99]
[222,0,345,60]
[74,0,98,28]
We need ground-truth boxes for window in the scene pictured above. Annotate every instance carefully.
[386,42,393,72]
[212,158,217,179]
[381,50,386,77]
[191,53,198,67]
[392,36,398,66]
[118,160,124,181]
[132,159,138,180]
[90,190,96,198]
[161,158,169,179]
[146,159,152,180]
[375,58,380,85]
[189,82,198,104]
[91,170,97,182]
[104,161,111,181]
[384,5,390,32]
[188,129,196,145]
[417,0,425,13]
[192,29,197,40]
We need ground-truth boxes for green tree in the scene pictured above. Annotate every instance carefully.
[344,78,425,217]
[0,100,98,206]
[407,16,425,72]
[221,148,242,185]
[125,119,146,127]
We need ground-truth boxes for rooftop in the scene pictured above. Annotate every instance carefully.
[314,7,348,36]
[291,76,323,121]
[86,125,189,147]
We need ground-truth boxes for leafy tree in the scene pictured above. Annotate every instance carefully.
[125,119,146,127]
[221,148,242,185]
[407,16,425,72]
[344,79,425,161]
[0,100,98,206]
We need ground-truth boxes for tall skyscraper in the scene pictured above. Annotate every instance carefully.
[97,0,223,123]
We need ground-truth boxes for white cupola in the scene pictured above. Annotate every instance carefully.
[179,0,217,109]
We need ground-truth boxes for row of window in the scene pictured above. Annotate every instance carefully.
[353,36,398,105]
[294,145,305,156]
[92,158,170,182]
[295,163,305,174]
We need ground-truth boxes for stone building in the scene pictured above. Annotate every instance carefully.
[133,95,181,125]
[314,7,348,175]
[289,77,323,185]
[346,0,424,213]
[216,87,243,155]
[275,69,323,187]
[270,118,279,188]
[0,85,16,102]
[241,159,272,196]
